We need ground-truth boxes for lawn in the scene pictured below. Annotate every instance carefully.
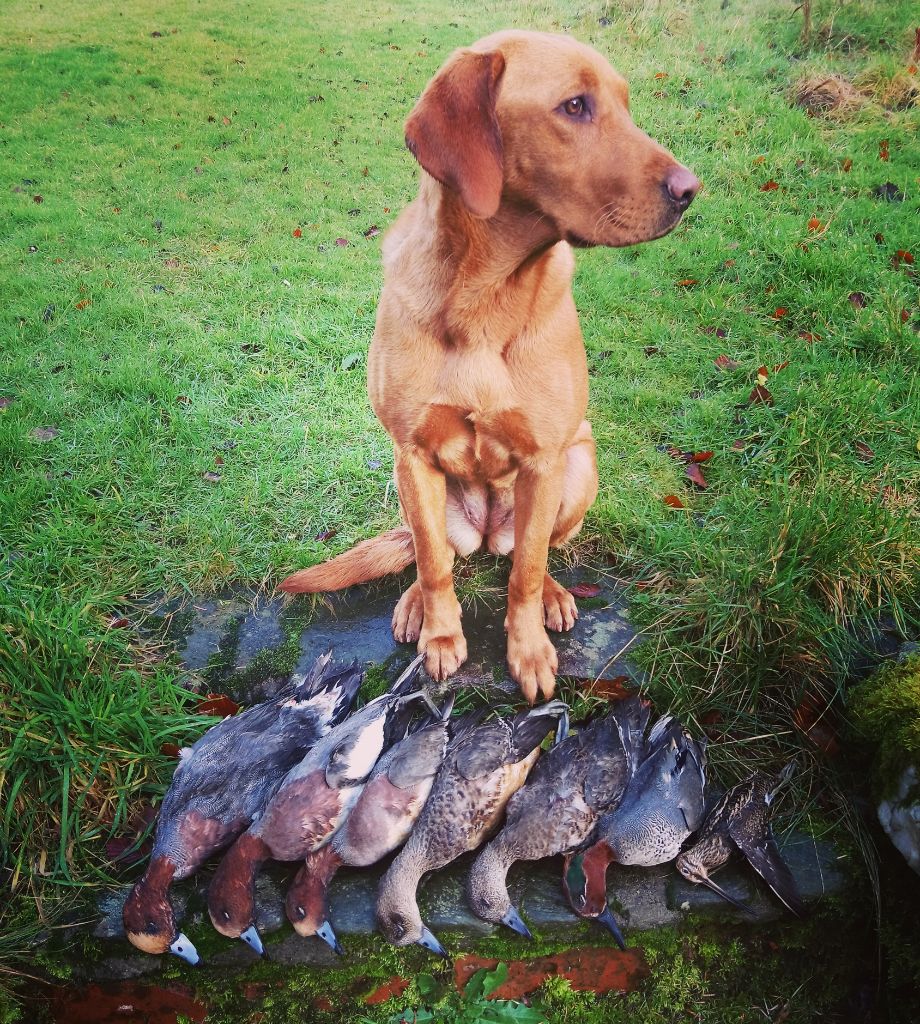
[1,0,918,1014]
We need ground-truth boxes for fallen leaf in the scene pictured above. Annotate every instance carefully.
[202,471,221,483]
[75,298,92,310]
[214,455,224,466]
[841,158,852,172]
[340,351,362,370]
[685,463,708,488]
[240,343,263,353]
[773,360,789,373]
[335,237,349,247]
[703,326,728,339]
[222,115,231,126]
[807,216,824,231]
[176,395,191,406]
[748,383,774,406]
[772,307,787,319]
[160,742,181,758]
[582,675,635,700]
[33,194,44,203]
[643,345,662,356]
[753,155,765,165]
[163,257,180,269]
[363,225,380,238]
[292,227,302,237]
[197,693,239,716]
[315,528,338,542]
[892,249,914,269]
[663,494,686,508]
[731,439,746,450]
[756,365,769,384]
[108,616,130,629]
[567,581,601,599]
[654,71,669,79]
[848,292,868,309]
[760,180,779,191]
[874,232,885,244]
[0,396,15,409]
[798,331,820,343]
[855,440,875,462]
[879,139,889,161]
[902,309,910,323]
[31,426,59,441]
[676,278,698,287]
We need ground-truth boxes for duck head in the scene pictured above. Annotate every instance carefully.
[285,848,344,954]
[466,845,531,939]
[207,834,267,955]
[562,843,626,948]
[376,879,448,958]
[122,857,200,964]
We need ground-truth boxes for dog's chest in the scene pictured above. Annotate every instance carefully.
[413,402,537,482]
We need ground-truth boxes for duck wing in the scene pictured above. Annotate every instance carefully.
[582,710,633,813]
[730,827,806,916]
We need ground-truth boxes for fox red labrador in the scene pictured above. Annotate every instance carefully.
[281,30,700,702]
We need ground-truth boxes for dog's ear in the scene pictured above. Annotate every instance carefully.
[405,49,505,219]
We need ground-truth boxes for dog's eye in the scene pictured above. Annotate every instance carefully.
[561,95,588,119]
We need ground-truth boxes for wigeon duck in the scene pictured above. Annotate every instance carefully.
[466,698,649,947]
[122,651,362,963]
[564,714,706,939]
[207,653,428,953]
[676,762,804,915]
[285,695,454,953]
[376,700,568,957]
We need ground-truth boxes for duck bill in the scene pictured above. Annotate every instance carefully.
[416,925,449,958]
[595,906,627,950]
[168,932,200,965]
[240,924,265,956]
[316,919,345,956]
[700,877,756,916]
[500,906,532,939]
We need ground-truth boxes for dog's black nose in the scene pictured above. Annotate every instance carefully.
[665,166,701,210]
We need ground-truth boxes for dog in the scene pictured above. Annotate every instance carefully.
[280,30,700,703]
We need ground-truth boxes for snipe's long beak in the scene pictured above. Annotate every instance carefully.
[316,919,345,956]
[500,905,532,940]
[595,906,627,950]
[240,924,265,956]
[169,932,200,965]
[417,925,449,958]
[700,877,756,916]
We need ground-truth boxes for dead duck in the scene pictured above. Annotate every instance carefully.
[285,695,454,953]
[122,651,362,963]
[207,654,428,954]
[564,714,707,938]
[675,762,804,916]
[466,698,649,947]
[376,700,568,957]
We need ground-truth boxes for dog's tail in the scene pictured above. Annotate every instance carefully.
[278,527,416,593]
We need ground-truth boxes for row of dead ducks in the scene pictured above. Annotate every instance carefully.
[123,653,804,965]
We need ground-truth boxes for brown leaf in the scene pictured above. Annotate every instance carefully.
[222,115,231,126]
[690,450,713,463]
[582,675,636,700]
[731,439,746,451]
[334,237,349,247]
[75,298,92,310]
[0,396,15,409]
[841,158,852,172]
[197,693,239,716]
[363,225,380,238]
[33,194,44,203]
[315,528,338,542]
[773,360,790,373]
[772,307,787,319]
[848,291,868,309]
[748,383,774,406]
[202,471,221,483]
[643,345,662,356]
[685,463,708,488]
[855,440,875,462]
[31,426,59,441]
[292,227,302,238]
[214,454,224,466]
[798,331,821,343]
[702,326,727,338]
[807,216,823,232]
[714,354,739,370]
[108,616,131,629]
[760,180,779,191]
[663,494,686,508]
[176,395,191,406]
[892,249,914,269]
[676,278,698,287]
[160,742,181,758]
[567,581,601,599]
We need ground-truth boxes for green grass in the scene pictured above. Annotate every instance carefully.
[1,0,918,993]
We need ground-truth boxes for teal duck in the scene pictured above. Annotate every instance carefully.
[207,654,428,953]
[122,651,361,963]
[285,695,454,953]
[564,714,706,937]
[466,698,649,947]
[676,762,804,915]
[376,700,568,957]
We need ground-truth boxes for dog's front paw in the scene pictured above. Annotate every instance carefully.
[506,626,558,704]
[542,574,578,632]
[420,632,468,681]
[393,582,425,643]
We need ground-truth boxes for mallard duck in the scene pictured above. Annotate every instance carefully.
[376,700,568,957]
[466,698,648,947]
[122,651,362,963]
[564,714,706,939]
[676,762,804,915]
[206,654,428,954]
[285,696,454,953]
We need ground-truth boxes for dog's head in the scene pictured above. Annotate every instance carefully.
[405,30,699,247]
